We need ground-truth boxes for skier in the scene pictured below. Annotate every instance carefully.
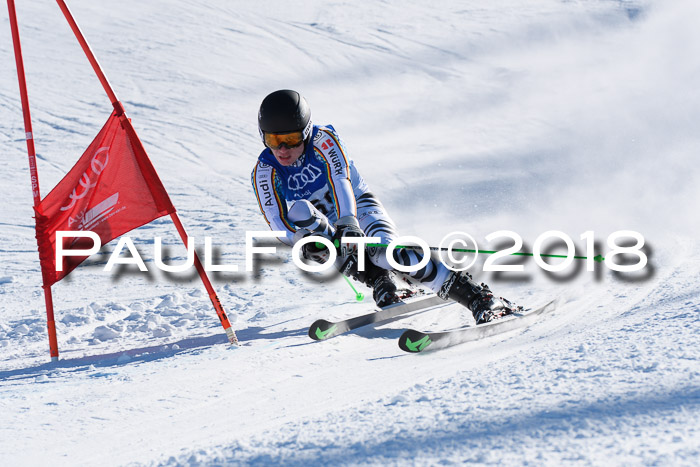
[251,89,515,324]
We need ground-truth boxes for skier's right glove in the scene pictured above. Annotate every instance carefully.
[293,228,330,264]
[333,216,364,258]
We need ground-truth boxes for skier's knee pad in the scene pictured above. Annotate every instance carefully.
[288,200,334,238]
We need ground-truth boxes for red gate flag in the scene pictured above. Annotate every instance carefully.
[34,110,175,286]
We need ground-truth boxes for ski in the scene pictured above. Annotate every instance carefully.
[398,299,557,353]
[308,292,446,341]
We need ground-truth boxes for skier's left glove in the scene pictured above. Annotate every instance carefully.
[333,216,364,258]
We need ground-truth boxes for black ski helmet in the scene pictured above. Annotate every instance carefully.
[258,89,312,146]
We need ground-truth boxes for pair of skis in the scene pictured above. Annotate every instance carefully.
[308,293,557,353]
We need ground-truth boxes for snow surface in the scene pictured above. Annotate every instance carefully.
[1,0,699,465]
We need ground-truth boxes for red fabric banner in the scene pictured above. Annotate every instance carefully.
[34,110,175,286]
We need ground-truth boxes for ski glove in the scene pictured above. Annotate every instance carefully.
[333,216,364,258]
[293,228,331,264]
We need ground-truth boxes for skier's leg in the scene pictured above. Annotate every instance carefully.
[286,199,400,306]
[356,193,450,292]
[357,193,516,323]
[288,197,514,318]
[286,198,407,305]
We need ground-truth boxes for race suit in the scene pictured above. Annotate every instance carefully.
[251,124,448,289]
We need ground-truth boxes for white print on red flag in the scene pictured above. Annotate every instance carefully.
[34,110,175,286]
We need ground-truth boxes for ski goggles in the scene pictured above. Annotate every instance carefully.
[263,131,305,150]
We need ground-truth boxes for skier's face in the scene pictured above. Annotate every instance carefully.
[271,143,304,166]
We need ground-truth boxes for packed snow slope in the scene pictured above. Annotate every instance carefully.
[1,0,699,465]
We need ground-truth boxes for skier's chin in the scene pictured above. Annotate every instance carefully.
[272,146,303,166]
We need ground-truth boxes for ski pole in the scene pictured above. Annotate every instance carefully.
[366,243,605,263]
[314,241,364,301]
[343,275,364,302]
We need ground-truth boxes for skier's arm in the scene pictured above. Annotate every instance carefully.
[251,162,296,246]
[313,127,358,223]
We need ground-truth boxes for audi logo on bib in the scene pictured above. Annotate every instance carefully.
[288,165,322,191]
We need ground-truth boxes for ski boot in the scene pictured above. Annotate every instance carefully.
[368,269,403,308]
[342,257,408,308]
[438,271,515,324]
[355,260,407,308]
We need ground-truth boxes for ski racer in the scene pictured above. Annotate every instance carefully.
[251,89,515,324]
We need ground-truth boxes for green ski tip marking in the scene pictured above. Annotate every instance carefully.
[314,324,338,340]
[594,254,605,262]
[405,335,432,352]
